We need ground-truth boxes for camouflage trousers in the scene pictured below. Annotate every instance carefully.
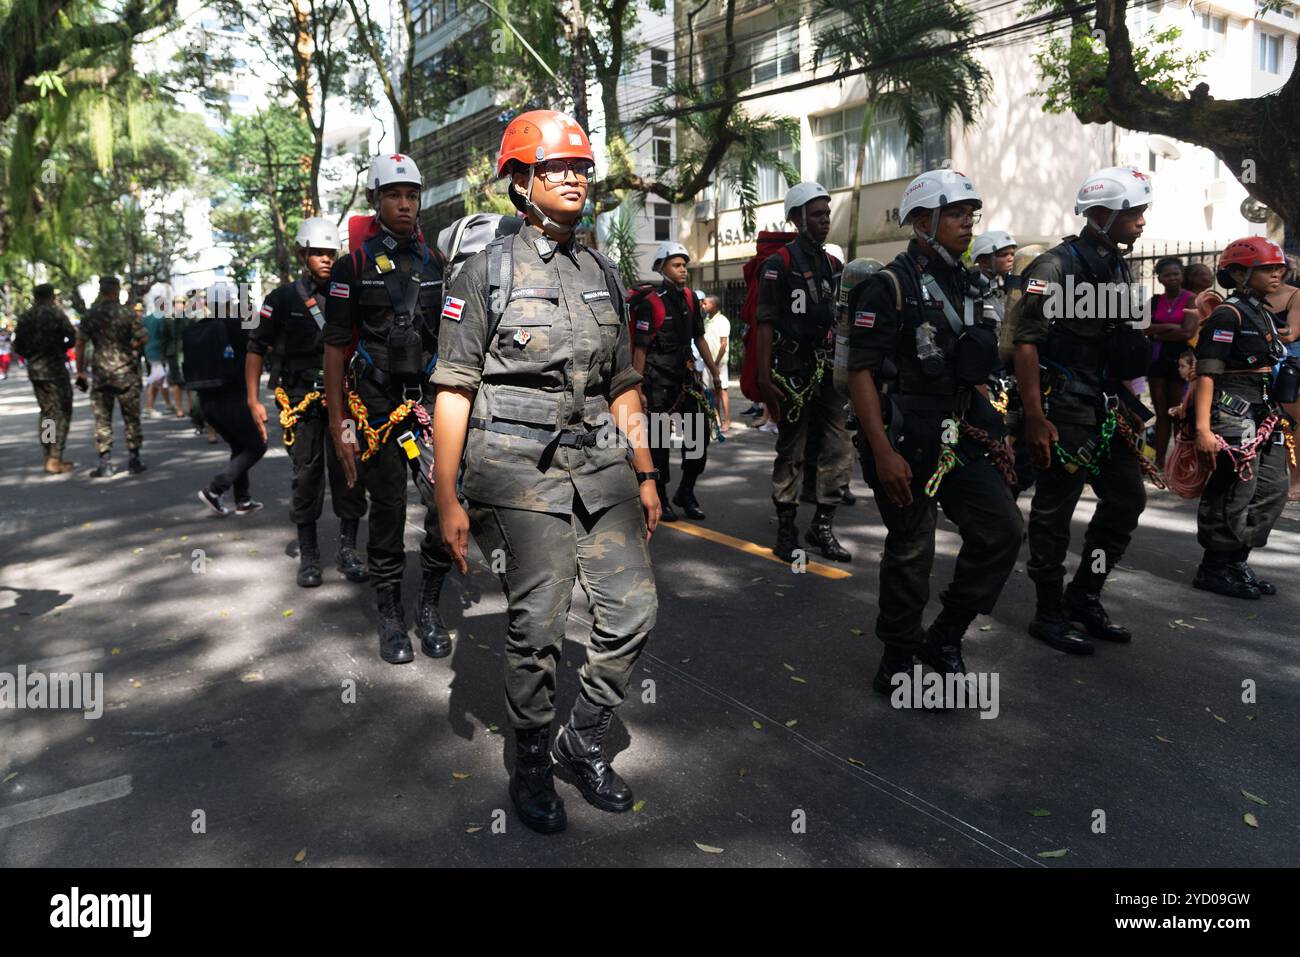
[90,379,143,454]
[31,376,73,459]
[772,376,853,506]
[467,494,658,730]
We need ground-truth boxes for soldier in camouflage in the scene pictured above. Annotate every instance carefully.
[433,110,659,835]
[12,284,77,474]
[75,275,148,477]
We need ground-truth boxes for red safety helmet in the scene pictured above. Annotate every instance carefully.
[1217,236,1286,288]
[496,109,594,176]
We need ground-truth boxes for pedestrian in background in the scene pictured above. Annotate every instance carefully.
[701,293,731,430]
[12,284,77,473]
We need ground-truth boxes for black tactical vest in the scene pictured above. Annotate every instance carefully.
[354,235,444,381]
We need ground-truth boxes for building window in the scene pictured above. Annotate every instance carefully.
[1259,31,1281,73]
[651,47,669,87]
[746,24,800,87]
[757,129,800,205]
[652,125,672,173]
[653,203,671,242]
[813,104,943,190]
[1199,14,1227,53]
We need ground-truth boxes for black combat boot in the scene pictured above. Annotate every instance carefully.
[127,449,147,474]
[773,503,799,561]
[919,605,974,674]
[1028,580,1094,655]
[336,517,367,583]
[90,452,114,478]
[657,482,677,522]
[553,694,634,813]
[296,522,322,588]
[376,585,414,664]
[804,505,852,562]
[510,726,566,834]
[414,570,457,658]
[1064,567,1131,642]
[1193,551,1260,600]
[1231,547,1276,596]
[671,476,706,519]
[872,645,916,695]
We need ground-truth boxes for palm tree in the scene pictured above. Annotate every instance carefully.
[814,0,991,259]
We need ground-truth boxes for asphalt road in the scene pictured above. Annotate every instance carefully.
[1,372,1297,867]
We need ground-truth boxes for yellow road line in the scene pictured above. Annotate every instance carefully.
[658,520,853,580]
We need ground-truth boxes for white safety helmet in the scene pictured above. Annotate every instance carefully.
[823,243,845,263]
[899,169,982,225]
[367,153,423,192]
[294,216,340,252]
[653,241,691,272]
[970,230,1017,260]
[1074,166,1152,216]
[784,182,831,223]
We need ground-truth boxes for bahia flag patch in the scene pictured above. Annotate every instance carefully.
[258,303,273,319]
[1212,329,1234,343]
[329,282,350,299]
[635,319,650,331]
[1025,278,1049,295]
[762,269,780,281]
[441,295,466,322]
[854,311,876,328]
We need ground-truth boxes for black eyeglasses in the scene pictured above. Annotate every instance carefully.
[537,159,595,183]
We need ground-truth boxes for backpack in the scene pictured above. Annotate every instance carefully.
[182,318,238,391]
[626,283,695,343]
[436,212,525,285]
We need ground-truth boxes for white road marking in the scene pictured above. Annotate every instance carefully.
[0,775,132,830]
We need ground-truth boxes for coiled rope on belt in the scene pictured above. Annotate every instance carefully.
[274,387,323,448]
[1052,406,1117,477]
[345,390,430,463]
[771,357,826,423]
[1113,411,1168,490]
[1213,413,1280,484]
[924,420,1017,497]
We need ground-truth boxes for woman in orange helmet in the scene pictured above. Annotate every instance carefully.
[431,110,660,834]
[1190,237,1293,599]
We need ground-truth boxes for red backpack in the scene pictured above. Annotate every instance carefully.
[739,231,799,402]
[626,282,695,341]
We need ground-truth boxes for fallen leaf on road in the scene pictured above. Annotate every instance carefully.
[3,772,18,784]
[282,609,294,618]
[180,536,188,542]
[294,849,307,863]
[1029,809,1052,817]
[632,800,646,813]
[790,676,807,684]
[452,772,470,780]
[785,719,797,727]
[694,842,724,854]
[1243,813,1259,828]
[82,522,92,528]
[1246,613,1258,621]
[847,758,865,768]
[466,827,482,833]
[679,657,691,664]
[1192,616,1209,622]
[751,720,762,730]
[131,680,142,688]
[979,625,992,631]
[1037,849,1068,859]
[1155,735,1172,743]
[1241,790,1269,807]
[848,628,864,636]
[219,610,228,618]
[85,737,94,744]
[111,647,120,655]
[487,724,499,734]
[240,672,264,683]
[152,527,162,532]
[782,663,795,672]
[738,768,749,778]
[749,577,764,583]
[132,548,143,555]
[1246,715,1256,721]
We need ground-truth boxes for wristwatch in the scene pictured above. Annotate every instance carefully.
[635,470,660,484]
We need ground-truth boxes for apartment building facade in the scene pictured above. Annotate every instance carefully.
[672,0,1297,288]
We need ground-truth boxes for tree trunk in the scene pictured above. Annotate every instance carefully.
[846,101,875,261]
[290,0,322,215]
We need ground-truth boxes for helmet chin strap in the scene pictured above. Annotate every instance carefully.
[915,218,961,268]
[522,167,577,236]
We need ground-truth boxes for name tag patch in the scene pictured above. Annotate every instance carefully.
[854,311,876,329]
[329,282,350,299]
[1212,329,1234,343]
[441,296,466,321]
[510,286,560,301]
[581,289,610,302]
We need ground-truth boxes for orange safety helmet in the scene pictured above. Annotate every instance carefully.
[496,109,594,177]
[1217,236,1286,288]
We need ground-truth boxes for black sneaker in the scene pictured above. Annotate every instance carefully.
[199,489,232,516]
[234,499,264,514]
